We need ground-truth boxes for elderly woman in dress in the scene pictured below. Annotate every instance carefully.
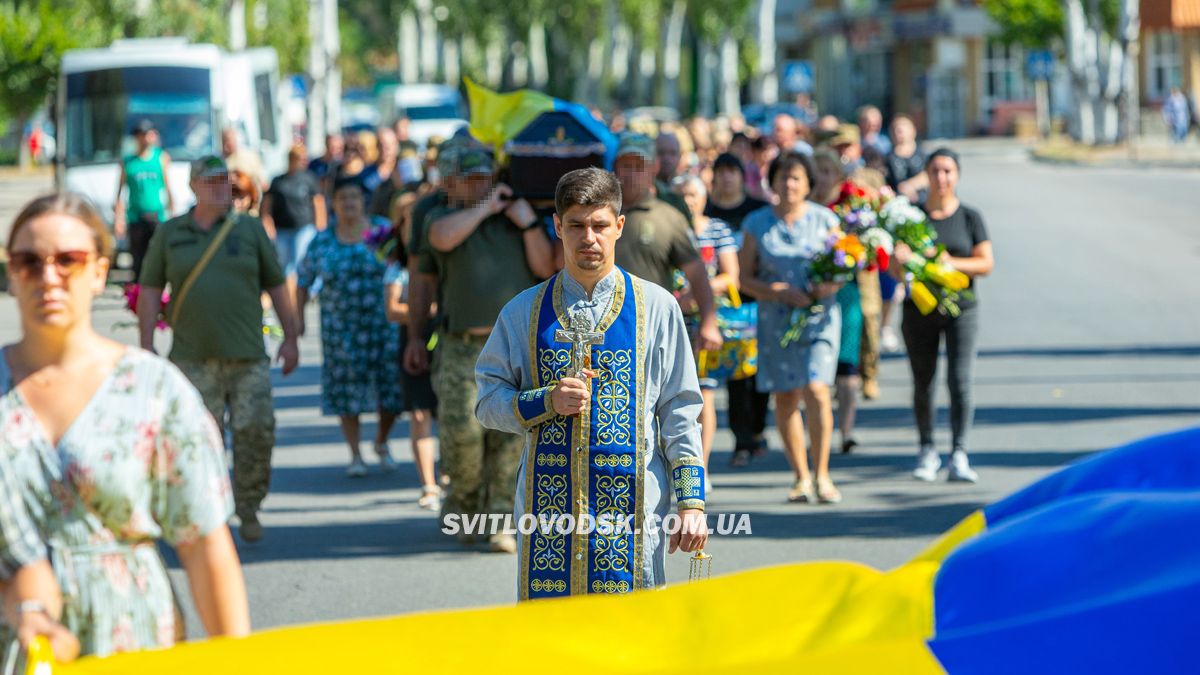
[0,193,249,661]
[739,153,844,504]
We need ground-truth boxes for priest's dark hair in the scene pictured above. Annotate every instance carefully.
[554,167,623,218]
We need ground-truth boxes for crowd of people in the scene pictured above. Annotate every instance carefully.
[0,99,995,661]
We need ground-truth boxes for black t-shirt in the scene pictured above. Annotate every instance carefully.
[266,171,319,230]
[704,196,769,231]
[886,148,926,190]
[920,204,989,309]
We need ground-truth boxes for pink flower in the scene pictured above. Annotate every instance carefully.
[134,422,160,470]
[156,612,177,647]
[2,408,35,448]
[101,554,132,595]
[111,616,138,653]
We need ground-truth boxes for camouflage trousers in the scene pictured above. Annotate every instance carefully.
[432,333,522,519]
[858,269,882,385]
[175,358,275,520]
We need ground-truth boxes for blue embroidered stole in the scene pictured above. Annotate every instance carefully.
[520,270,646,600]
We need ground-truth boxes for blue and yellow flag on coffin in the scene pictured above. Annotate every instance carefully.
[463,77,616,169]
[40,427,1200,674]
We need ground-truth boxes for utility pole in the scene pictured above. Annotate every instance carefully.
[308,0,341,155]
[230,0,247,51]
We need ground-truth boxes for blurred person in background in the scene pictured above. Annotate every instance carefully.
[229,170,260,216]
[114,119,174,283]
[653,129,693,223]
[262,144,326,297]
[739,152,843,504]
[1163,87,1191,144]
[886,115,928,202]
[857,105,892,156]
[221,128,266,193]
[705,152,771,466]
[771,114,813,156]
[674,175,739,485]
[308,132,343,184]
[384,188,441,510]
[893,149,994,484]
[297,180,403,478]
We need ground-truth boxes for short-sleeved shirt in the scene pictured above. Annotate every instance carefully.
[704,196,769,231]
[655,178,694,226]
[140,210,286,362]
[266,170,320,230]
[123,147,168,221]
[615,194,700,291]
[886,147,927,190]
[417,206,540,334]
[920,203,990,309]
[695,218,738,280]
[408,189,448,261]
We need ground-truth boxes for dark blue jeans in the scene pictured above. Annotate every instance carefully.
[901,303,980,453]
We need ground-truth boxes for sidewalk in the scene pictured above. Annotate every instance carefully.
[1032,134,1200,169]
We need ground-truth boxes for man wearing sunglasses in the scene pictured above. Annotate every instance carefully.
[136,155,301,543]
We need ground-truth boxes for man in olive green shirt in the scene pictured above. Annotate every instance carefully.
[612,132,722,353]
[138,155,300,543]
[419,142,556,554]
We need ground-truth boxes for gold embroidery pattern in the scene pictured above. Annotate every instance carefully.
[531,473,569,573]
[530,533,568,572]
[530,579,567,593]
[594,349,633,446]
[590,579,631,593]
[537,348,572,445]
[592,454,634,468]
[594,475,632,517]
[519,280,550,601]
[593,532,631,573]
[537,453,568,467]
[534,474,569,514]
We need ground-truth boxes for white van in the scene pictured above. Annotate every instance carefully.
[379,83,467,149]
[57,38,287,223]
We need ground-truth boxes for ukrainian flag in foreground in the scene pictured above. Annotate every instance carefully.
[44,427,1200,674]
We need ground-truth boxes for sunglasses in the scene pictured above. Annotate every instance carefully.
[8,250,95,279]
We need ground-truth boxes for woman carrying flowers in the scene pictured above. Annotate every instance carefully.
[739,152,844,504]
[891,149,994,483]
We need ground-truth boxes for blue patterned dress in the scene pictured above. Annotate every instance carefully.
[297,230,402,415]
[742,203,842,392]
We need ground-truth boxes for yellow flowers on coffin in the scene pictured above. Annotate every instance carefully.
[911,282,939,315]
[922,263,969,292]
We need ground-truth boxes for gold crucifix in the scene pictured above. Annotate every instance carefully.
[555,309,604,380]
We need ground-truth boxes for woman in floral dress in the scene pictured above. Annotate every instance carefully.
[297,180,403,477]
[0,193,249,661]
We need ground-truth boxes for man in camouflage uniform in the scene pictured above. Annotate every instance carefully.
[418,141,556,553]
[139,155,300,543]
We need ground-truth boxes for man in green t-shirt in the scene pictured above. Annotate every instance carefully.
[115,119,175,282]
[137,155,301,544]
[419,141,556,554]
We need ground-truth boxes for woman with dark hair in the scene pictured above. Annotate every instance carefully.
[739,152,844,504]
[0,193,249,660]
[893,148,994,483]
[297,180,404,478]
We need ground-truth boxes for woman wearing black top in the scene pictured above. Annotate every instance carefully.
[892,149,994,483]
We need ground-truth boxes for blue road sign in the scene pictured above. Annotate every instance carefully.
[1026,50,1055,82]
[782,61,814,94]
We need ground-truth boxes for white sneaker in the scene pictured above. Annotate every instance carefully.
[345,458,368,478]
[913,447,941,482]
[881,326,901,353]
[947,452,979,483]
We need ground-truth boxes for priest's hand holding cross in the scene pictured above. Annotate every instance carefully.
[550,369,594,416]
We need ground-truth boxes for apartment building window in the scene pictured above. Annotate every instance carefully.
[983,40,1032,104]
[1145,30,1182,100]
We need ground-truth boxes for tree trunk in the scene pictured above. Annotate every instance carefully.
[443,36,460,87]
[530,19,549,90]
[415,0,438,82]
[720,33,740,116]
[486,35,503,88]
[662,0,687,111]
[1117,0,1141,143]
[229,0,246,51]
[399,10,420,85]
[697,38,716,118]
[754,0,778,104]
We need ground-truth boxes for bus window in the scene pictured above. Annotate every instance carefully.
[254,72,277,145]
[65,66,213,167]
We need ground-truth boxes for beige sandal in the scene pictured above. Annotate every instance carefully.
[816,478,842,504]
[787,478,815,503]
[417,485,442,511]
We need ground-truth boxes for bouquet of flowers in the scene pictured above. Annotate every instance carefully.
[831,181,893,272]
[878,196,972,317]
[780,229,865,348]
[123,283,170,331]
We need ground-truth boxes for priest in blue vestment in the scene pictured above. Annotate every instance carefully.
[475,167,708,600]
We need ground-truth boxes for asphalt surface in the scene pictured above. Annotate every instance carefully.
[0,142,1197,634]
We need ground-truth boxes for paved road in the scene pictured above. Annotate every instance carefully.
[0,144,1197,634]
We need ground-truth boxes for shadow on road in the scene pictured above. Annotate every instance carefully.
[977,344,1200,359]
[856,405,1200,428]
[725,501,985,540]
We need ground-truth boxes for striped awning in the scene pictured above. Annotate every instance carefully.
[1143,0,1200,29]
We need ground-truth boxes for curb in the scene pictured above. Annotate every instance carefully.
[1030,148,1200,170]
